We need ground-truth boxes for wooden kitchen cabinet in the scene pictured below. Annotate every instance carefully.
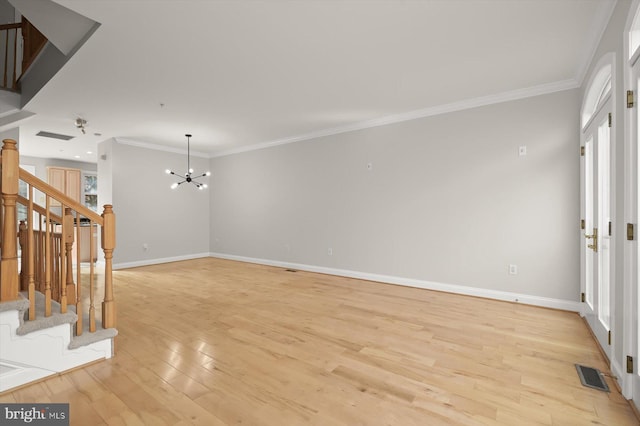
[48,167,81,205]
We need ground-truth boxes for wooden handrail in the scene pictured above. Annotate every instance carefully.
[16,194,62,223]
[18,168,103,224]
[0,23,21,31]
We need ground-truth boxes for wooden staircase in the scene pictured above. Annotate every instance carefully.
[0,139,117,392]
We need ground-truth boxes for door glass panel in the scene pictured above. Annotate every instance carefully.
[598,121,611,329]
[585,136,594,309]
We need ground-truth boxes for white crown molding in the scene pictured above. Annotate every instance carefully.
[118,77,581,162]
[116,77,581,161]
[115,137,210,158]
[575,0,617,86]
[208,252,581,312]
[212,78,579,158]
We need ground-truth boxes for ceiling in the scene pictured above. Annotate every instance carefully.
[16,0,615,163]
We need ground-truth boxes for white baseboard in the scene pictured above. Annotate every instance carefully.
[209,252,581,312]
[0,359,54,393]
[113,252,210,270]
[611,358,631,398]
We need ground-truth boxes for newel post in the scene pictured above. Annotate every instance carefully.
[101,204,116,328]
[1,139,19,301]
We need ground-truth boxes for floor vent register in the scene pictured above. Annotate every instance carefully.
[575,364,610,392]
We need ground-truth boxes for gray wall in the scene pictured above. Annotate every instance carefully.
[110,142,210,267]
[97,138,113,207]
[0,0,15,24]
[210,89,580,301]
[0,127,19,144]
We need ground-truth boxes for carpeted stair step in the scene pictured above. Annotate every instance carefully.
[14,291,117,349]
[16,291,77,336]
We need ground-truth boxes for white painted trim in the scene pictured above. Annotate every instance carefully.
[575,0,618,86]
[113,252,210,270]
[114,138,210,158]
[581,52,615,130]
[622,0,640,401]
[208,252,581,312]
[629,0,640,62]
[212,79,579,158]
[0,359,54,393]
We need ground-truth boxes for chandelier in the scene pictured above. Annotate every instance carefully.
[165,134,210,190]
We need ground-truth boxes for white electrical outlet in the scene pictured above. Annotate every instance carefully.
[509,264,518,275]
[143,243,149,251]
[518,146,527,156]
[366,163,373,171]
[328,248,333,256]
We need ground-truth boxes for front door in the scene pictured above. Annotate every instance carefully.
[582,100,612,359]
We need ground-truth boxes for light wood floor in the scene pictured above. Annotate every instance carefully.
[1,257,638,425]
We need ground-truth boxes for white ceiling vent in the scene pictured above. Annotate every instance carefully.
[36,131,75,141]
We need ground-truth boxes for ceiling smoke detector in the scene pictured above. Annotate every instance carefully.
[75,117,87,134]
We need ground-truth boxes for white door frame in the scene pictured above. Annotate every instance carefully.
[624,0,640,403]
[630,56,640,410]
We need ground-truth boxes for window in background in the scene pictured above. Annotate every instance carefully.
[84,174,97,211]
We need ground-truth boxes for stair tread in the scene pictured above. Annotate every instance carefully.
[12,292,117,350]
[16,291,77,336]
[0,294,29,313]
